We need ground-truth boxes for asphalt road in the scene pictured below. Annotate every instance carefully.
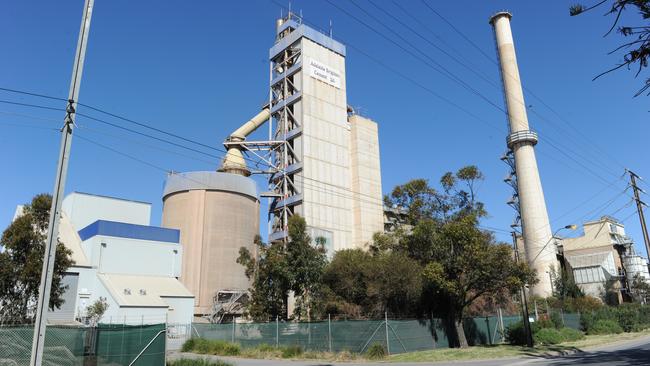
[169,335,650,366]
[521,335,650,366]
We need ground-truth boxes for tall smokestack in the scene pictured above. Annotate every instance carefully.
[490,12,555,297]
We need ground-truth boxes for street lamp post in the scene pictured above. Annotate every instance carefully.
[511,232,534,347]
[514,224,576,347]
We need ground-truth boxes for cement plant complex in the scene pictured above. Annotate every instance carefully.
[2,2,650,365]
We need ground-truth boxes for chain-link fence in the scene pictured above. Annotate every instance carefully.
[192,312,585,354]
[0,323,166,366]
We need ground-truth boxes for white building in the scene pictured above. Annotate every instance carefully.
[45,192,194,325]
[560,216,650,302]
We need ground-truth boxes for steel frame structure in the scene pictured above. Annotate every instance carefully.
[267,18,304,242]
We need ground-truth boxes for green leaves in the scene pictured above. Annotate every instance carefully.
[569,4,586,16]
[323,249,422,316]
[0,194,74,324]
[237,215,327,321]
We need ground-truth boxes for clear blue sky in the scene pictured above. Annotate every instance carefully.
[1,1,648,255]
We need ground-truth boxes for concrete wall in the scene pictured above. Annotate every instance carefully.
[162,297,194,324]
[349,114,384,248]
[62,192,151,230]
[162,187,259,315]
[299,37,353,253]
[563,219,623,251]
[85,236,181,278]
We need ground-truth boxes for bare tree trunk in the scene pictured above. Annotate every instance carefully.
[455,318,469,348]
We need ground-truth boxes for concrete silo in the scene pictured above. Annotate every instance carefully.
[162,171,259,317]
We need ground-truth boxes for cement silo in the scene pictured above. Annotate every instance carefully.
[162,171,259,317]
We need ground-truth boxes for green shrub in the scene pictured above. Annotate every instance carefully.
[617,304,640,332]
[167,358,233,366]
[589,319,623,335]
[194,339,214,354]
[281,345,303,358]
[559,327,585,342]
[254,343,276,352]
[536,317,555,329]
[550,312,564,329]
[182,339,241,356]
[505,321,539,346]
[181,338,196,352]
[365,343,387,360]
[534,328,564,345]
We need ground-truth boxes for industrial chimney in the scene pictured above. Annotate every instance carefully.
[490,12,555,297]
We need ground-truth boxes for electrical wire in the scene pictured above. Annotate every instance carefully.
[371,0,622,177]
[419,0,628,172]
[323,0,622,186]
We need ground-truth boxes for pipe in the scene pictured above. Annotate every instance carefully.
[219,108,270,176]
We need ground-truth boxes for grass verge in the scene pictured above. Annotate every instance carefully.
[181,339,361,361]
[180,329,650,363]
[389,329,650,363]
[167,358,233,366]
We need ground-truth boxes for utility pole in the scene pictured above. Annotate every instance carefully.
[628,169,650,271]
[511,232,534,347]
[30,1,94,365]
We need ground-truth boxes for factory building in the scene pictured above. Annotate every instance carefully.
[44,192,194,326]
[161,14,384,319]
[559,216,650,302]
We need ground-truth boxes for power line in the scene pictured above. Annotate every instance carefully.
[0,99,64,113]
[419,0,496,64]
[383,0,621,178]
[0,87,67,102]
[0,95,389,207]
[338,0,621,184]
[5,104,625,240]
[419,0,627,172]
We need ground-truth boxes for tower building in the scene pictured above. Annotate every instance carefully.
[266,15,384,252]
[490,12,555,296]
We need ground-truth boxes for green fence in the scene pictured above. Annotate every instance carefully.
[95,323,166,365]
[0,323,165,366]
[193,312,584,354]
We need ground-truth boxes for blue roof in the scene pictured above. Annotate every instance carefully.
[78,220,179,244]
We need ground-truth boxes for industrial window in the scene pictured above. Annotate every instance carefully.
[573,266,605,284]
[609,223,618,234]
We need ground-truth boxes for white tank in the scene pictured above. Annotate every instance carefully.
[624,255,650,284]
[162,171,259,316]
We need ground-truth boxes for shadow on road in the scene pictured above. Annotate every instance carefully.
[537,346,649,365]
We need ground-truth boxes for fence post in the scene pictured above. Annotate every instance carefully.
[384,312,390,355]
[121,315,126,365]
[431,311,436,348]
[307,318,311,348]
[276,316,279,348]
[328,314,332,353]
[534,300,539,320]
[498,308,505,343]
[485,316,492,345]
[560,308,565,326]
[232,317,236,343]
